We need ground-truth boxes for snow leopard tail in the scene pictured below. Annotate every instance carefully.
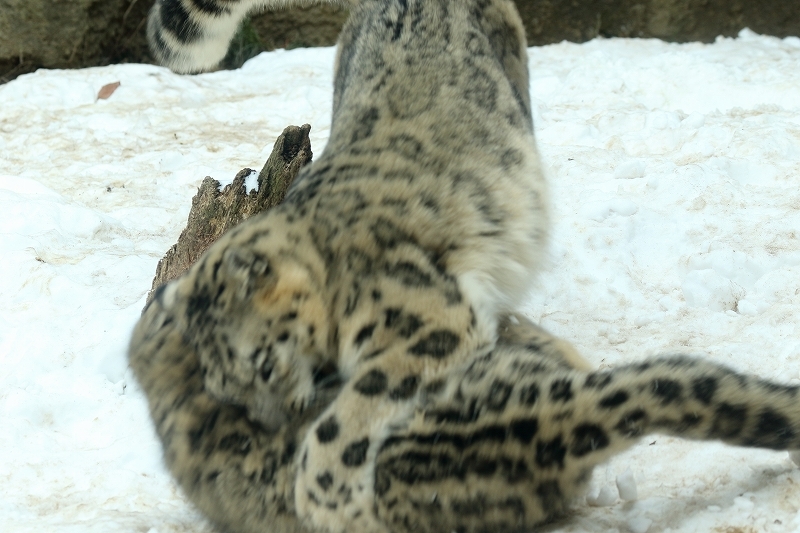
[574,355,800,451]
[375,351,800,533]
[147,0,351,73]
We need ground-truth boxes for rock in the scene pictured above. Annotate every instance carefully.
[146,123,312,304]
[0,0,151,83]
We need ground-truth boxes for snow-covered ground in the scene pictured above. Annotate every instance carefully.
[1,29,800,533]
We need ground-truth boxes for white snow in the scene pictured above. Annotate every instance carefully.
[1,28,800,532]
[626,516,652,533]
[244,169,260,193]
[587,485,618,508]
[616,469,638,502]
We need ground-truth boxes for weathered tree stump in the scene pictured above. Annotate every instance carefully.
[146,123,312,304]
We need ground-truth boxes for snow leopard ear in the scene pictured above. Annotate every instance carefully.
[221,248,273,302]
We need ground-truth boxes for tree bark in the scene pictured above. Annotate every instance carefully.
[146,123,312,304]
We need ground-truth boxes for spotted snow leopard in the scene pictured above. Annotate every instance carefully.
[132,300,800,533]
[132,0,800,532]
[144,0,549,529]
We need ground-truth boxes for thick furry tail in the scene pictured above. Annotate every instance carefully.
[147,0,257,73]
[375,349,800,533]
[147,0,352,73]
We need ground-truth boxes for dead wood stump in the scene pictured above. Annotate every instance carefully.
[146,123,312,304]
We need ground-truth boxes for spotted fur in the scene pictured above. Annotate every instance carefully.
[147,0,354,73]
[373,349,800,532]
[143,1,546,530]
[131,0,800,532]
[130,295,800,533]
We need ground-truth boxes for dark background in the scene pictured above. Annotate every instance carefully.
[1,0,798,83]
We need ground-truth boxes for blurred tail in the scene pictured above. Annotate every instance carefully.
[147,0,257,73]
[374,352,800,532]
[147,0,352,73]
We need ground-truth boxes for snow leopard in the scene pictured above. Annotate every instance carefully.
[143,0,547,529]
[147,0,355,73]
[131,0,800,532]
[131,293,800,533]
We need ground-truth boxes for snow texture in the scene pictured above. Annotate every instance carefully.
[616,469,638,502]
[587,485,618,508]
[244,169,260,193]
[1,29,800,533]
